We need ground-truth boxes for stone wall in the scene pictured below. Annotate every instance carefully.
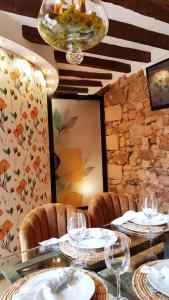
[104,70,169,210]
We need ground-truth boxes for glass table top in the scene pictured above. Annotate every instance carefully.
[0,225,169,300]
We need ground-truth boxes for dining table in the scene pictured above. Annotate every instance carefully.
[0,222,169,300]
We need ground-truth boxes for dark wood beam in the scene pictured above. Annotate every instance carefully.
[56,86,88,94]
[22,25,151,63]
[59,69,113,80]
[3,2,169,51]
[104,0,169,24]
[95,84,111,95]
[87,43,151,63]
[0,0,42,18]
[54,51,131,73]
[59,79,103,87]
[2,0,169,26]
[108,19,169,51]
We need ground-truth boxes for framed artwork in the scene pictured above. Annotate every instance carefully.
[48,94,107,207]
[146,58,169,110]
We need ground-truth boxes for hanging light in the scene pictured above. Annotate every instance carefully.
[38,0,109,65]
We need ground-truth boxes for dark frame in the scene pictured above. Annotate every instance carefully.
[146,57,169,111]
[47,93,108,206]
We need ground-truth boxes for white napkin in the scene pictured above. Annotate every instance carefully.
[141,265,169,279]
[85,228,105,239]
[12,267,75,300]
[39,236,67,247]
[111,210,137,225]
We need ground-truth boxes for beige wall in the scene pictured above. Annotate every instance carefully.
[104,70,169,210]
[0,48,51,257]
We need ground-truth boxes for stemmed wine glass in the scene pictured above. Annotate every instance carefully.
[104,233,130,300]
[142,196,158,231]
[67,212,86,268]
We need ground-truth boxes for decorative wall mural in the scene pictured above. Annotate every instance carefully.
[0,48,51,257]
[51,99,104,207]
[146,58,169,110]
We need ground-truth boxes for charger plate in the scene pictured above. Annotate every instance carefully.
[1,268,108,300]
[123,222,168,234]
[132,261,169,300]
[60,231,131,265]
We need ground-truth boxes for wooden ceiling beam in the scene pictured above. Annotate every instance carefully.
[0,0,42,18]
[59,69,113,80]
[54,51,131,73]
[22,25,151,63]
[95,84,111,95]
[2,0,169,25]
[108,19,169,51]
[59,79,103,87]
[56,86,88,94]
[87,42,151,63]
[104,0,169,24]
[3,2,169,51]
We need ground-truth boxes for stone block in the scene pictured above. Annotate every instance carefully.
[105,105,122,122]
[134,101,144,111]
[129,152,139,167]
[120,136,125,148]
[108,164,122,180]
[142,160,150,168]
[106,135,119,150]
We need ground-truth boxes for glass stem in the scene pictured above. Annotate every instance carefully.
[116,273,121,299]
[147,217,152,234]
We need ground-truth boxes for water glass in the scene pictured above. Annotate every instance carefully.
[142,196,157,230]
[104,233,130,300]
[67,212,86,268]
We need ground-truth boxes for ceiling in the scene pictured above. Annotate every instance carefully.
[0,0,169,95]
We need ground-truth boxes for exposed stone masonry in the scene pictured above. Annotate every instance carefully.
[104,70,169,210]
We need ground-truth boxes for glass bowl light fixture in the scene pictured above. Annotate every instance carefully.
[38,0,109,65]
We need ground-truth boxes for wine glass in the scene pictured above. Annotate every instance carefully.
[104,234,130,300]
[142,196,157,231]
[67,212,86,268]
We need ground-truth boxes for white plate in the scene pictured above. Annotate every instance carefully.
[148,260,169,297]
[62,228,117,250]
[78,228,117,249]
[21,269,95,300]
[131,211,167,226]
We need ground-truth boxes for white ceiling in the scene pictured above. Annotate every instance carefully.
[1,2,169,94]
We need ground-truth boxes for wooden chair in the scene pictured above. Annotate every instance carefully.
[88,192,138,227]
[19,203,88,252]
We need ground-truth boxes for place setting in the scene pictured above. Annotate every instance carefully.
[1,212,131,300]
[59,213,131,266]
[112,196,169,235]
[132,259,169,300]
[1,266,109,300]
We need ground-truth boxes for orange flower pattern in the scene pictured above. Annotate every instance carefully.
[0,98,7,132]
[0,159,11,192]
[13,123,25,148]
[0,48,50,257]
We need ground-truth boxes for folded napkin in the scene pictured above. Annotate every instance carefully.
[111,210,137,225]
[39,236,67,247]
[141,265,169,279]
[12,267,75,300]
[85,228,105,239]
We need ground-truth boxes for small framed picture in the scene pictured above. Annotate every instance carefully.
[146,58,169,110]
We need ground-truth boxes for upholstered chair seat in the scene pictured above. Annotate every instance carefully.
[88,192,138,227]
[19,203,87,252]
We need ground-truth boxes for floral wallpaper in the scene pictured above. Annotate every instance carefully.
[0,48,51,257]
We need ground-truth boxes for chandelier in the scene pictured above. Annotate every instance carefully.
[38,0,109,65]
